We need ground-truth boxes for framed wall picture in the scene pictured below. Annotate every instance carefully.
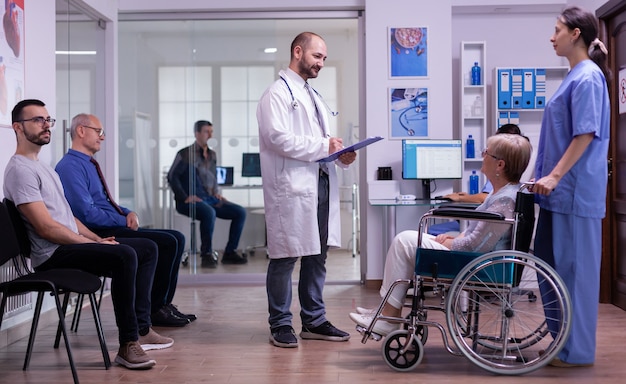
[389,27,428,78]
[389,87,428,139]
[0,0,25,128]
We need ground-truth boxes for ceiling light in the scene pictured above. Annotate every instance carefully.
[264,48,277,54]
[55,50,97,55]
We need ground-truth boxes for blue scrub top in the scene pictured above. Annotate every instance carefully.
[534,60,610,218]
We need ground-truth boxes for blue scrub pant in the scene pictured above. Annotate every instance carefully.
[534,208,601,364]
[266,171,329,330]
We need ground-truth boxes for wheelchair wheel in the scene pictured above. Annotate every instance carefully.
[382,330,424,372]
[445,250,572,375]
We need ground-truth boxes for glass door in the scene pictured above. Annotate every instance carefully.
[55,0,102,165]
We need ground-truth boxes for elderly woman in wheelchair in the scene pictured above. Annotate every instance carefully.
[351,134,572,375]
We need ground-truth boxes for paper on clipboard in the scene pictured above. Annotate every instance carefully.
[317,136,384,163]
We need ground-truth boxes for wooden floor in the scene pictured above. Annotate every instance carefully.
[1,254,625,383]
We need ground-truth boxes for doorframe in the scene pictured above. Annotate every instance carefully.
[597,0,626,305]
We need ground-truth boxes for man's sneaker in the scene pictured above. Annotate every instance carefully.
[167,303,197,322]
[300,321,350,341]
[349,312,399,336]
[222,251,248,264]
[138,328,174,351]
[269,325,299,348]
[115,341,156,369]
[151,306,189,327]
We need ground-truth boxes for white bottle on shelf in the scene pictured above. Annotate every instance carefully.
[472,95,483,117]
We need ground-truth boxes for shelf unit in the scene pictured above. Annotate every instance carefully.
[460,41,487,192]
[493,66,569,181]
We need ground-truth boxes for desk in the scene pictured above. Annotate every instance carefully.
[369,198,450,259]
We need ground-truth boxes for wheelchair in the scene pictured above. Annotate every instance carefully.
[356,185,572,375]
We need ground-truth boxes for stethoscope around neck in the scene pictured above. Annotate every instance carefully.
[280,75,339,116]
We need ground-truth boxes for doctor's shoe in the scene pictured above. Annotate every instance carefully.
[270,325,299,348]
[222,251,248,264]
[349,312,399,337]
[300,321,350,341]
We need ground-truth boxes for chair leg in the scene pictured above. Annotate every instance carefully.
[52,293,80,384]
[72,277,106,332]
[70,293,85,332]
[54,293,72,349]
[23,292,44,371]
[88,292,111,369]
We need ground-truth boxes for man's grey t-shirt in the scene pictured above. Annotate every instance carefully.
[3,155,78,267]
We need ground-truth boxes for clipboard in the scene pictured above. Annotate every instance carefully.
[317,136,384,162]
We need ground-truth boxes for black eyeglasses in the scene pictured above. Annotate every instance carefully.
[17,116,56,127]
[83,125,105,137]
[481,148,501,160]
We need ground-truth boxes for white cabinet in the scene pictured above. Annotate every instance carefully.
[493,66,568,181]
[460,41,487,192]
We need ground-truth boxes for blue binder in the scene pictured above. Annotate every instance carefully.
[497,69,512,109]
[498,112,509,127]
[522,68,535,109]
[535,68,546,108]
[511,69,523,109]
[509,111,520,125]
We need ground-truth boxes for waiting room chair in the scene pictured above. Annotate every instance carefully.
[0,199,111,384]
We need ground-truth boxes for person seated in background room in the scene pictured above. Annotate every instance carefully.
[4,99,172,370]
[167,119,247,268]
[55,113,196,327]
[428,124,526,236]
[350,133,532,336]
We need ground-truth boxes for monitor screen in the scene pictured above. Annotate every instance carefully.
[402,139,463,180]
[216,166,234,186]
[242,153,262,177]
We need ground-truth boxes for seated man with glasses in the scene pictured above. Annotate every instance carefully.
[4,99,167,369]
[55,113,196,327]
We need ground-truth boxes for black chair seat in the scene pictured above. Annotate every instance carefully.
[0,269,102,295]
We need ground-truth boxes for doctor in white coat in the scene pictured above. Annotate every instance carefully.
[257,32,356,348]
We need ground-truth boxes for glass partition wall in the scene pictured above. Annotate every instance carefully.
[118,17,361,281]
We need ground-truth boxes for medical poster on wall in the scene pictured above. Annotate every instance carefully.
[389,27,428,78]
[389,87,428,139]
[0,0,24,128]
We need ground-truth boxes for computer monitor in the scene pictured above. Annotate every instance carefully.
[216,166,234,186]
[242,153,262,177]
[402,139,463,199]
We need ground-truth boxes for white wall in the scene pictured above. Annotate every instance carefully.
[0,0,56,199]
[362,0,454,280]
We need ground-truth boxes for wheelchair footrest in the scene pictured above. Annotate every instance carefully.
[355,324,383,341]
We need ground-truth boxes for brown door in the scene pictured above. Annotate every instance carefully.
[598,0,626,309]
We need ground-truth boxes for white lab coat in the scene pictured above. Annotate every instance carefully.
[256,68,344,259]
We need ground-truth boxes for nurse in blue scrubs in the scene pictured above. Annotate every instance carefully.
[533,6,610,368]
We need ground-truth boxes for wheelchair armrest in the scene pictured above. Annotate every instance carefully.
[430,207,505,221]
[438,202,480,210]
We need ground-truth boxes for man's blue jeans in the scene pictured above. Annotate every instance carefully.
[176,199,246,256]
[266,171,329,330]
